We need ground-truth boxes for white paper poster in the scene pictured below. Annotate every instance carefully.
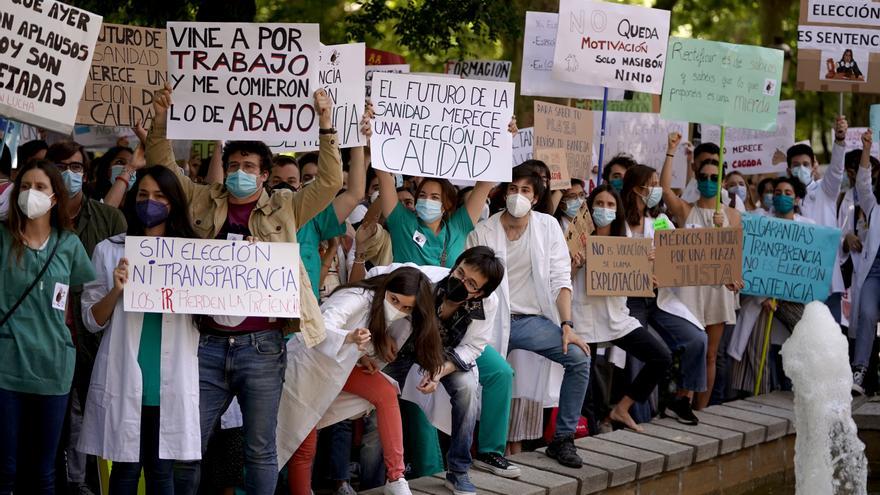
[370,72,515,182]
[553,0,670,94]
[513,127,534,166]
[444,60,512,81]
[166,22,320,141]
[843,126,880,156]
[365,64,410,98]
[521,12,625,100]
[702,100,796,176]
[600,111,689,188]
[0,0,102,134]
[268,43,366,152]
[124,236,301,318]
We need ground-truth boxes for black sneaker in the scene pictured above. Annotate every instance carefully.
[474,452,522,478]
[546,435,583,468]
[663,396,699,425]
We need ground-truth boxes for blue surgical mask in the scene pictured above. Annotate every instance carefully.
[792,165,813,187]
[416,198,443,222]
[610,178,624,193]
[225,170,259,198]
[110,165,135,191]
[697,179,718,199]
[762,193,774,211]
[62,170,83,197]
[564,198,583,218]
[773,194,795,214]
[728,185,747,202]
[592,207,617,228]
[641,186,662,208]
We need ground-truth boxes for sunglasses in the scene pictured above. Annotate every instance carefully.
[697,174,720,182]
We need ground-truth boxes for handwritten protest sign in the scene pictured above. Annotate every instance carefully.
[741,214,842,303]
[552,0,670,94]
[871,105,880,143]
[521,12,625,100]
[166,22,319,141]
[444,60,512,81]
[599,111,689,188]
[0,0,102,134]
[73,125,136,149]
[365,64,409,98]
[512,127,534,165]
[845,126,880,156]
[565,206,594,260]
[661,38,783,131]
[533,100,594,181]
[77,24,166,128]
[124,236,301,317]
[370,73,515,182]
[535,148,570,190]
[585,237,654,297]
[654,227,743,287]
[797,0,880,94]
[702,100,796,176]
[268,43,365,152]
[586,92,658,113]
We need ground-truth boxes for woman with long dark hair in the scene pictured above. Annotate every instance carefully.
[0,160,95,493]
[571,184,672,431]
[283,267,443,495]
[78,166,201,494]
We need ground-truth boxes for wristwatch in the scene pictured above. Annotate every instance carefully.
[561,320,575,330]
[319,127,337,135]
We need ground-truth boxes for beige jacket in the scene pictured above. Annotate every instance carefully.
[145,119,343,347]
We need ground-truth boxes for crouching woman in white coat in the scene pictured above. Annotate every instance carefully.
[79,166,201,494]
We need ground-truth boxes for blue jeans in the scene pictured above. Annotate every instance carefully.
[174,330,286,495]
[627,297,708,392]
[358,413,386,490]
[0,388,69,494]
[508,315,591,438]
[826,292,843,324]
[853,254,880,369]
[109,407,173,495]
[322,420,353,481]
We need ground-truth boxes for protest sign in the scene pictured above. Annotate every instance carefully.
[740,214,842,303]
[660,38,783,131]
[0,0,102,134]
[366,47,406,65]
[77,24,167,128]
[535,148,571,190]
[521,12,625,100]
[599,111,689,188]
[370,72,515,182]
[585,92,658,113]
[871,105,880,143]
[844,126,880,156]
[533,100,594,181]
[191,140,218,160]
[73,125,136,150]
[585,237,654,297]
[124,236,301,317]
[444,60,512,81]
[797,0,880,93]
[165,22,320,141]
[365,64,410,98]
[552,0,670,94]
[654,227,743,287]
[512,126,534,165]
[565,205,594,260]
[268,43,365,152]
[702,100,796,176]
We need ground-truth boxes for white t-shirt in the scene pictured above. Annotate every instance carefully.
[507,228,543,316]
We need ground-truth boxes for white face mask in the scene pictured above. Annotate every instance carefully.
[505,193,533,218]
[370,190,380,204]
[383,297,408,324]
[17,189,55,220]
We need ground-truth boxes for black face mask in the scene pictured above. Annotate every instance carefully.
[445,275,470,303]
[271,182,297,193]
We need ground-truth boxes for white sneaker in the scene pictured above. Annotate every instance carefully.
[384,477,412,495]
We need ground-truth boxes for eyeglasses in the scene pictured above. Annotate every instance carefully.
[454,267,482,293]
[56,162,84,173]
[697,174,719,182]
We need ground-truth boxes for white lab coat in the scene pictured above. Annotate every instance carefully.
[466,211,571,407]
[78,236,201,462]
[849,166,880,334]
[800,143,847,294]
[275,287,411,466]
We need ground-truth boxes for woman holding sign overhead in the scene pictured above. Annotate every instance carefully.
[662,132,742,410]
[571,184,672,432]
[78,166,202,494]
[0,161,95,494]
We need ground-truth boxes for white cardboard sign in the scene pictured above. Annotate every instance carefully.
[513,127,534,166]
[365,64,410,98]
[600,111,689,188]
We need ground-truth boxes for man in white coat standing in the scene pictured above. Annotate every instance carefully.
[467,164,591,468]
